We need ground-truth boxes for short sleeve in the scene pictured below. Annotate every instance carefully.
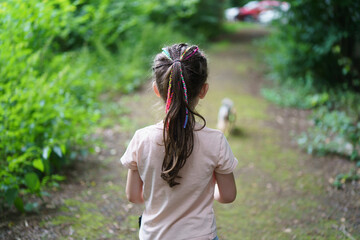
[215,134,238,174]
[120,131,140,170]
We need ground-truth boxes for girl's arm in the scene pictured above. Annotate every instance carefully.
[214,172,237,203]
[125,169,144,204]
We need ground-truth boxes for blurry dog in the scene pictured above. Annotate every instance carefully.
[217,98,236,135]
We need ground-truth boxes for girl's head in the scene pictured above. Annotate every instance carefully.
[152,43,208,187]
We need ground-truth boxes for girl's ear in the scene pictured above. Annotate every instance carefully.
[199,83,209,99]
[152,81,161,98]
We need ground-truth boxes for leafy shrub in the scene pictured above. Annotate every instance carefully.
[297,92,360,160]
[0,0,101,212]
[149,0,224,40]
[264,0,360,92]
[261,0,360,184]
[226,0,251,8]
[261,83,329,109]
[332,169,360,189]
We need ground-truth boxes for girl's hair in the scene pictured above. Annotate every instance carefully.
[153,43,208,187]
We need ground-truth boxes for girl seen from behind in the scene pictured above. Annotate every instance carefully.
[121,43,238,240]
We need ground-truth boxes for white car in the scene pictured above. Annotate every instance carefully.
[258,2,290,24]
[225,7,240,21]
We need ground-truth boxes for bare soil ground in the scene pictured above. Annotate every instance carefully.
[1,27,359,240]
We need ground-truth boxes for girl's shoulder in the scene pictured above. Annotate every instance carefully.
[132,122,163,141]
[133,122,225,143]
[135,121,163,132]
[195,123,225,140]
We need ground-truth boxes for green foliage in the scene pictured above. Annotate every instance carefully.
[333,169,360,189]
[149,0,224,40]
[297,92,360,160]
[262,0,360,186]
[226,0,250,8]
[0,0,225,212]
[0,0,98,213]
[265,0,360,92]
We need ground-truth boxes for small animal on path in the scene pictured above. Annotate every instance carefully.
[217,98,236,135]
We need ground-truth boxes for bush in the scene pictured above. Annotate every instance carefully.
[0,0,226,212]
[0,0,101,212]
[297,92,360,160]
[261,0,360,183]
[264,0,360,92]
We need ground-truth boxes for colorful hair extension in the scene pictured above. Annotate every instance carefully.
[165,69,174,113]
[178,47,199,128]
[162,46,199,128]
[179,67,189,128]
[162,48,172,61]
[162,48,174,115]
[183,47,199,61]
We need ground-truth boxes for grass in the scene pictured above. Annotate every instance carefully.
[223,21,265,33]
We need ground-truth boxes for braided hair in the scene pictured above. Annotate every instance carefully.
[153,43,208,187]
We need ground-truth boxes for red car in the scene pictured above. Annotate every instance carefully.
[237,1,284,21]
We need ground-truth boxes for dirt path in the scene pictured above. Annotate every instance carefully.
[2,28,359,240]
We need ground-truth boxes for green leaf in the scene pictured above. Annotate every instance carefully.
[33,159,44,172]
[43,159,51,175]
[24,202,39,212]
[60,144,66,155]
[14,197,24,213]
[53,146,63,158]
[350,150,358,161]
[25,172,40,191]
[40,191,51,197]
[333,180,342,189]
[5,188,18,206]
[52,174,66,181]
[42,146,51,160]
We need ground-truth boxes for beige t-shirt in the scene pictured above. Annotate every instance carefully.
[121,122,238,240]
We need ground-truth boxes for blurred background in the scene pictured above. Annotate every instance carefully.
[1,0,360,238]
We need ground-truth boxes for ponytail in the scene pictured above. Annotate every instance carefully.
[153,44,208,187]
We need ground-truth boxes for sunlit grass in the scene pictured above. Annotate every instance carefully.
[223,21,265,33]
